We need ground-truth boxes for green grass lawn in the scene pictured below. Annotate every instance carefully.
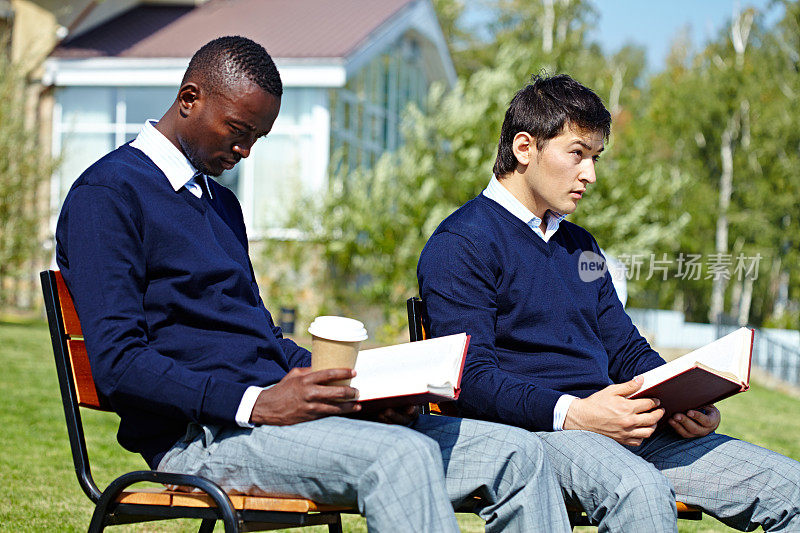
[1,321,797,532]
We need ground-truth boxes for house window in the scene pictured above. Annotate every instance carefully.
[245,88,328,237]
[53,86,241,212]
[53,86,328,237]
[329,35,428,176]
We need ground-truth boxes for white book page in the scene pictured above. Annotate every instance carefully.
[692,328,752,378]
[636,327,752,392]
[350,333,467,401]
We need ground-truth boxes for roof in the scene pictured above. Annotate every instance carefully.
[53,0,416,60]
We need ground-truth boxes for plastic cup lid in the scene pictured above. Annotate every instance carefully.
[308,316,368,342]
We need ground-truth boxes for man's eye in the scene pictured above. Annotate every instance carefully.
[592,155,601,162]
[230,125,244,135]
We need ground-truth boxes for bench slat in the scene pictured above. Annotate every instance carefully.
[117,488,173,506]
[117,487,695,516]
[66,339,105,410]
[55,271,82,337]
[676,502,700,513]
[244,495,348,513]
[117,489,350,513]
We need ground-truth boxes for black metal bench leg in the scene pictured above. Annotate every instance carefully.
[328,514,343,533]
[198,518,216,532]
[88,501,113,533]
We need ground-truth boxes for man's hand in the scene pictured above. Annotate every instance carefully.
[668,404,720,438]
[563,378,665,446]
[250,367,361,426]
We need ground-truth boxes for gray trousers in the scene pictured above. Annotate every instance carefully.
[159,414,571,532]
[538,429,800,532]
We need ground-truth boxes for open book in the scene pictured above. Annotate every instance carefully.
[349,333,469,408]
[629,327,754,417]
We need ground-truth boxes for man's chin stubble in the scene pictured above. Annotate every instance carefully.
[180,140,219,177]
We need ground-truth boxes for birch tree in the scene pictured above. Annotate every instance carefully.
[709,8,753,324]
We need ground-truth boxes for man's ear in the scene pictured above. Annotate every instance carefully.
[177,83,201,118]
[512,132,535,166]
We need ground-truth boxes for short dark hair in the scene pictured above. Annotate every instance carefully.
[493,74,611,176]
[183,36,283,97]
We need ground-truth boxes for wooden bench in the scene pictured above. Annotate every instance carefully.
[42,270,353,533]
[406,296,703,528]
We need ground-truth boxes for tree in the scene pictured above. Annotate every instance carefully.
[737,0,800,327]
[262,0,800,337]
[627,2,800,328]
[0,42,55,307]
[272,1,686,339]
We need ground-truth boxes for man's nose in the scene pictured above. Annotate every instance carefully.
[233,136,256,159]
[582,160,597,183]
[233,143,252,159]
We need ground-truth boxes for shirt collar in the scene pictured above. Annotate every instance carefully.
[130,120,205,194]
[482,175,566,229]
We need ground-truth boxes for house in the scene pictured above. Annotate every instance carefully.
[34,0,455,240]
[1,0,453,311]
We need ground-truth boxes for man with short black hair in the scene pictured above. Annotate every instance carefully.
[418,73,800,532]
[56,37,573,532]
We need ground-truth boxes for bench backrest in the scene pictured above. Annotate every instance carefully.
[406,297,457,416]
[406,297,429,342]
[42,270,108,410]
[41,270,105,502]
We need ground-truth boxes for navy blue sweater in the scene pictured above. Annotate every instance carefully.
[417,194,664,431]
[56,144,310,467]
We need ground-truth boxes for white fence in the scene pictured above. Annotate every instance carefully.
[627,308,800,386]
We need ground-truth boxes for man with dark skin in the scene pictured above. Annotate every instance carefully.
[152,40,366,427]
[56,36,572,532]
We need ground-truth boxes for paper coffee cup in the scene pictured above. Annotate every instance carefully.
[308,316,368,386]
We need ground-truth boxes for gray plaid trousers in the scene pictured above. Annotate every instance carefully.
[159,414,572,532]
[538,429,800,532]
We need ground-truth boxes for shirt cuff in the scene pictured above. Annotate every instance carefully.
[235,386,264,428]
[553,394,578,431]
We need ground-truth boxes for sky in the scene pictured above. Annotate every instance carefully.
[591,0,780,72]
[463,0,783,73]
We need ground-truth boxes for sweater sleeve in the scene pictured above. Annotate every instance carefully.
[418,231,564,431]
[594,245,666,382]
[260,297,312,369]
[57,184,248,425]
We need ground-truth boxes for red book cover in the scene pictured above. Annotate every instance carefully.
[630,366,747,418]
[630,328,754,417]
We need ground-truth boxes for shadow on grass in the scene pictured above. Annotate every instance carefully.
[0,316,47,328]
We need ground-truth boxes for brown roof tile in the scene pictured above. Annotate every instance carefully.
[54,0,415,59]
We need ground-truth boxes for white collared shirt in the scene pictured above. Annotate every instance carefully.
[482,175,565,242]
[130,120,212,199]
[482,175,576,430]
[130,121,262,426]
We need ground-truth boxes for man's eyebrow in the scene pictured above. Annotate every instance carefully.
[571,139,604,152]
[229,119,256,131]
